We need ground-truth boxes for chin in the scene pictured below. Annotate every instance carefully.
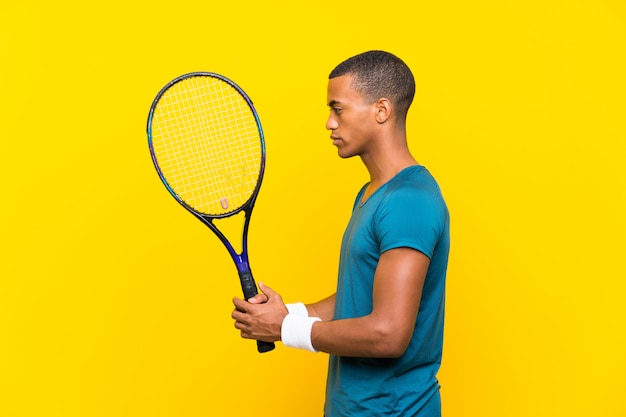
[334,144,352,158]
[337,149,354,159]
[337,148,359,159]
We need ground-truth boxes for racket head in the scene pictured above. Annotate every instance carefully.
[147,72,266,219]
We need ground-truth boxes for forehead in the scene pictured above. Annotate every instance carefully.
[326,74,364,104]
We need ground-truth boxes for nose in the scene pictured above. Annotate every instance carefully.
[326,113,338,131]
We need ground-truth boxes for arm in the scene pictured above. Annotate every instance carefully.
[306,293,336,322]
[232,247,428,358]
[311,247,429,358]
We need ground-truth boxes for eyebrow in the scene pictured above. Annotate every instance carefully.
[328,100,341,107]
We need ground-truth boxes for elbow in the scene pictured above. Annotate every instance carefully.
[383,340,410,358]
[372,322,412,358]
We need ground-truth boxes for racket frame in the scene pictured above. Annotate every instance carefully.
[147,72,273,353]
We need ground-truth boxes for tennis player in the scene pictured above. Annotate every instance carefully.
[232,50,450,417]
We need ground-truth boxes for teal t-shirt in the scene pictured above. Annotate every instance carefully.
[324,165,450,417]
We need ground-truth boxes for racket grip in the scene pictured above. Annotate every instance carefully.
[238,270,276,353]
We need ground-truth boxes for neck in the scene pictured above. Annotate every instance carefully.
[359,133,418,200]
[363,124,417,178]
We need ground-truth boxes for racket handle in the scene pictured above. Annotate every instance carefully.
[256,340,275,353]
[238,270,276,353]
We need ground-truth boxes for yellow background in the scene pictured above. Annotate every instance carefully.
[1,1,625,416]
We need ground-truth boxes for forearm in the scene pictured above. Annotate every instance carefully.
[310,313,411,358]
[305,293,336,321]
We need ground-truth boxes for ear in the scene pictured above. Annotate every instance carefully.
[375,98,392,123]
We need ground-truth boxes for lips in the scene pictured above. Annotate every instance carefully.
[330,135,341,146]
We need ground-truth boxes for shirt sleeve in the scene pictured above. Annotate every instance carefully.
[374,186,445,259]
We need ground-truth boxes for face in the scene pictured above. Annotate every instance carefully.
[326,75,378,159]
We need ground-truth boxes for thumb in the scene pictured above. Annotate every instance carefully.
[258,282,279,299]
[246,292,268,304]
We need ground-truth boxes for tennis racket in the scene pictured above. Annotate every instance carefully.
[146,72,274,353]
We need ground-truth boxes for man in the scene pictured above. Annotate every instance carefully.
[232,50,450,417]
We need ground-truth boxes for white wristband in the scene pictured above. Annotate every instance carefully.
[281,314,321,352]
[286,302,309,317]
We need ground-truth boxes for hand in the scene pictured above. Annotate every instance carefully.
[246,285,269,305]
[232,283,288,343]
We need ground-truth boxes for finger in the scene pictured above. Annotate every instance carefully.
[231,309,246,322]
[232,319,244,330]
[247,293,269,305]
[232,297,248,312]
[258,282,277,297]
[239,330,254,340]
[233,322,253,339]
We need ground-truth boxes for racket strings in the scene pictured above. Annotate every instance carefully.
[151,76,262,215]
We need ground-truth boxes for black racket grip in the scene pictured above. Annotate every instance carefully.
[238,270,276,353]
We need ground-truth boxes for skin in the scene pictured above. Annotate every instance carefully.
[232,74,430,358]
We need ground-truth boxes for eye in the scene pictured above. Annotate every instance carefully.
[330,106,342,115]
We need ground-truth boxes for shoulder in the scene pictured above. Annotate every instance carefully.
[373,167,449,255]
[382,166,447,215]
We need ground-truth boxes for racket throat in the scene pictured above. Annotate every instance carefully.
[205,212,248,255]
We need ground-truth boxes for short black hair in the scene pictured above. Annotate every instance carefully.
[329,50,416,119]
